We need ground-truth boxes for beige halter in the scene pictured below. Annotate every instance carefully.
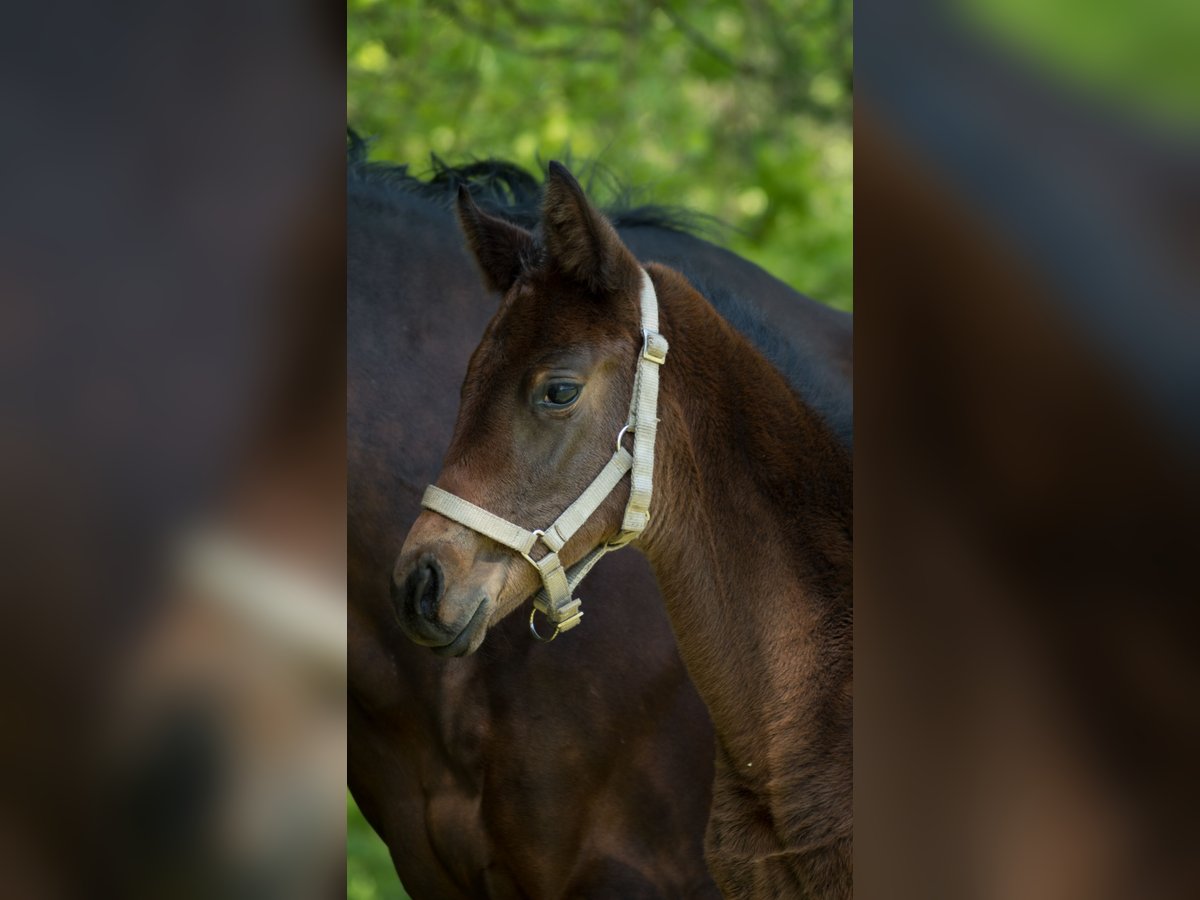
[421,269,668,641]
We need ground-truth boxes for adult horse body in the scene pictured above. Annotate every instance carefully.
[393,165,852,898]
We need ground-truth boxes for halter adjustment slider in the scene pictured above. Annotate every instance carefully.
[641,328,669,365]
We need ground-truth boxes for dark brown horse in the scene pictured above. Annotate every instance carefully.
[392,163,853,898]
[349,145,850,897]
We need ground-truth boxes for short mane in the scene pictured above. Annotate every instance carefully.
[347,129,713,236]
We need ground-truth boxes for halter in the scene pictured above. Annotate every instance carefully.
[421,269,668,641]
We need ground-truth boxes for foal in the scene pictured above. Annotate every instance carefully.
[395,164,852,898]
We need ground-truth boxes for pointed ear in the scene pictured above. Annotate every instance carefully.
[542,161,640,293]
[455,185,535,294]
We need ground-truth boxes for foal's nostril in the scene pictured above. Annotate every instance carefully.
[403,557,444,623]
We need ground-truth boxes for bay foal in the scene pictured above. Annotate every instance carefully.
[395,164,852,898]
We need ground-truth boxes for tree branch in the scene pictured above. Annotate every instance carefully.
[653,1,767,80]
[429,0,619,62]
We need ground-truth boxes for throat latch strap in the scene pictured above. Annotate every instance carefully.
[421,269,668,641]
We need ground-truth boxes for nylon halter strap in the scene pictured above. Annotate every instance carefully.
[420,268,668,642]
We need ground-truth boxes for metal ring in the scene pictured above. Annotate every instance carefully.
[528,605,560,642]
[615,424,633,452]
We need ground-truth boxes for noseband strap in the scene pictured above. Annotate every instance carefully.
[420,268,668,641]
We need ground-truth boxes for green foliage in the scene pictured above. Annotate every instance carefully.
[960,0,1200,125]
[348,0,853,310]
[348,793,410,900]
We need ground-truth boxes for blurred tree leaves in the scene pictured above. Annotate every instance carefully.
[348,0,853,311]
[960,0,1200,127]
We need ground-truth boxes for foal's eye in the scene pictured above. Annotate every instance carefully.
[540,381,582,409]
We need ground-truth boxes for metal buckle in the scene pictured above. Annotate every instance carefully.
[641,328,668,364]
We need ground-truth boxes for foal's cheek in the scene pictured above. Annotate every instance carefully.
[493,558,542,618]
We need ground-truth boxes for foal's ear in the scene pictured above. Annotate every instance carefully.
[455,185,535,294]
[543,161,639,294]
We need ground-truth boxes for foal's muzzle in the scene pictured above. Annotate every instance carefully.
[390,532,503,656]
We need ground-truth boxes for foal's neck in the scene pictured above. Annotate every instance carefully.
[637,264,852,774]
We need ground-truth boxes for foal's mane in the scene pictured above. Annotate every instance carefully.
[347,129,713,236]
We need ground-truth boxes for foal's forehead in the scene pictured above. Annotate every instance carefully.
[507,268,585,307]
[494,272,596,334]
[471,276,636,380]
[506,266,639,326]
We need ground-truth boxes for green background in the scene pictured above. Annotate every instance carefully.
[348,792,406,900]
[349,0,853,313]
[348,2,852,896]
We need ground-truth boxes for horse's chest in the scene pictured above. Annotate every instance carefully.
[707,766,785,859]
[705,766,850,899]
[423,785,493,888]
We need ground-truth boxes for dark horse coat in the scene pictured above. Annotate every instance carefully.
[348,145,851,898]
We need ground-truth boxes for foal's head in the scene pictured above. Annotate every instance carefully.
[393,163,653,655]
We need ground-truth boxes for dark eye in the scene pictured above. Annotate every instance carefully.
[541,381,581,408]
